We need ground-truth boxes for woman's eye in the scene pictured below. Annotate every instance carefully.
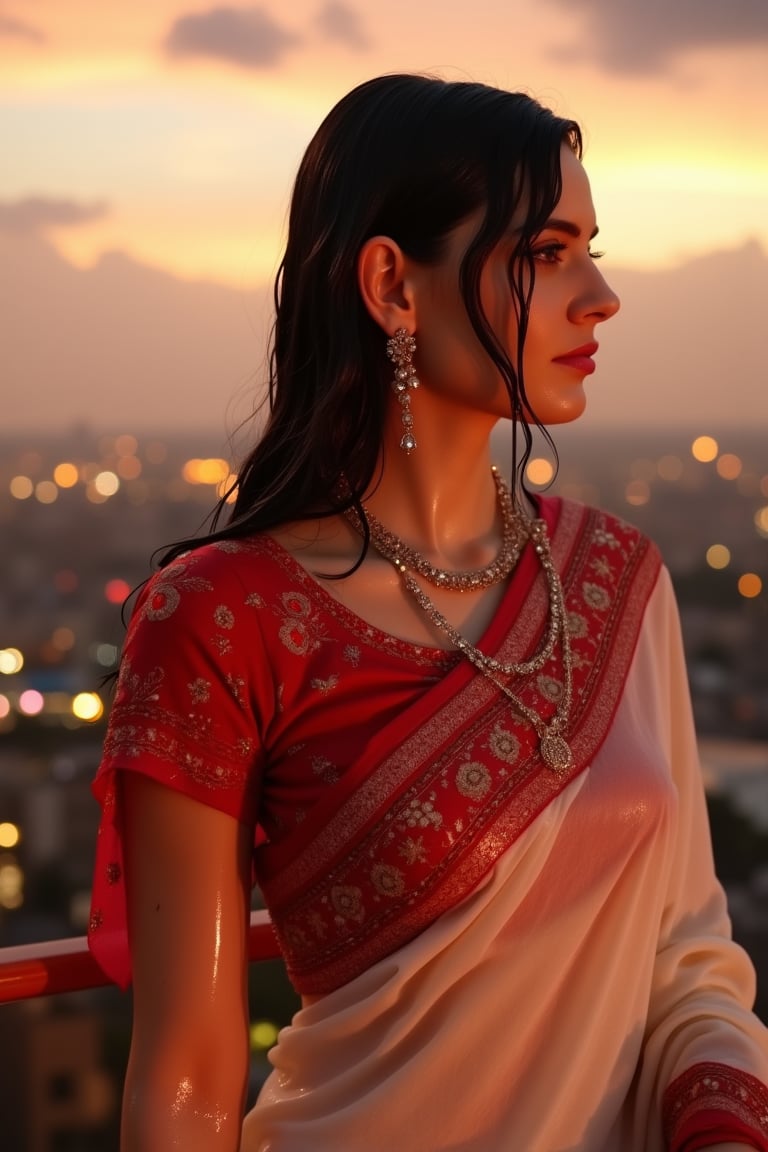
[588,248,605,260]
[531,242,566,264]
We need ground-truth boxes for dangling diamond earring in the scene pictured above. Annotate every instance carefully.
[386,327,419,453]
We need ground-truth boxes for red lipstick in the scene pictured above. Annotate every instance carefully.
[553,342,599,375]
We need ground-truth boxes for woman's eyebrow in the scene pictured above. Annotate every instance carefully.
[538,217,600,240]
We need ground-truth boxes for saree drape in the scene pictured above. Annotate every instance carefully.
[88,496,768,1150]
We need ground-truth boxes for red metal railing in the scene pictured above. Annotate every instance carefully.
[0,910,280,1003]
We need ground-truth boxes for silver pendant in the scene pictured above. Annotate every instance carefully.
[540,731,573,774]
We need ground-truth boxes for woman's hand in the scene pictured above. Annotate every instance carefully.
[121,773,253,1151]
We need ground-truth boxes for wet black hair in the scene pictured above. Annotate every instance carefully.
[160,73,581,569]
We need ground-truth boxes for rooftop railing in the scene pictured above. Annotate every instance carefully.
[0,909,279,1003]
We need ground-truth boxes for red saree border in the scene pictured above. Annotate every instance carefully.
[257,499,662,994]
[663,1061,768,1150]
[256,497,561,891]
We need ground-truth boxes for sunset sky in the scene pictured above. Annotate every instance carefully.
[1,1,767,431]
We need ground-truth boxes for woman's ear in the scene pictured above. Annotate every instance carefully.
[357,235,416,335]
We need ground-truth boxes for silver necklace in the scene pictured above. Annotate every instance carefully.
[360,468,527,593]
[348,492,574,774]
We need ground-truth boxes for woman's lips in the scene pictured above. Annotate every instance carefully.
[552,342,599,375]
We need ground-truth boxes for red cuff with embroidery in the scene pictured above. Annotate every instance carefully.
[664,1064,768,1152]
[673,1108,765,1151]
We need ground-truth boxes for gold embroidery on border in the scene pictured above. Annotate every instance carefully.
[257,501,663,994]
[663,1060,768,1140]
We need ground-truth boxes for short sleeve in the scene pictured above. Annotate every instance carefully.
[88,543,273,989]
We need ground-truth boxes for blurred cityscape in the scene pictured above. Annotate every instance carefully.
[0,423,767,1150]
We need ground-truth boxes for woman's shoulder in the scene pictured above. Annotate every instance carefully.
[129,534,289,628]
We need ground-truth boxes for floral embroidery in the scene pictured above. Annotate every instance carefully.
[455,761,492,800]
[281,591,311,617]
[311,674,339,694]
[279,621,310,655]
[487,723,520,765]
[398,836,428,865]
[591,556,613,580]
[105,862,121,885]
[343,645,361,667]
[245,591,265,608]
[582,581,611,611]
[567,611,588,639]
[371,862,405,898]
[145,584,180,621]
[188,678,210,703]
[402,795,443,830]
[592,526,620,549]
[211,634,233,655]
[214,604,235,629]
[330,885,365,923]
[536,674,563,703]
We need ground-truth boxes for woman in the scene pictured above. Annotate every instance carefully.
[89,75,768,1150]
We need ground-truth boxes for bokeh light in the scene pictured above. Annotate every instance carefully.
[105,578,131,604]
[10,475,33,499]
[95,643,119,667]
[182,458,231,485]
[716,453,742,480]
[0,648,24,675]
[35,480,59,504]
[53,462,79,488]
[72,692,105,722]
[738,573,763,599]
[625,479,650,506]
[0,823,20,849]
[0,859,23,910]
[754,507,768,539]
[691,435,718,463]
[0,696,10,720]
[115,434,138,456]
[94,470,120,497]
[250,1020,280,1050]
[51,627,76,652]
[525,458,555,486]
[116,455,142,480]
[19,690,44,716]
[706,545,731,570]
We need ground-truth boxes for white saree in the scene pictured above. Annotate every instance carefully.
[242,567,768,1151]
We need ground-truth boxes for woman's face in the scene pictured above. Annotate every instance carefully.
[409,144,620,426]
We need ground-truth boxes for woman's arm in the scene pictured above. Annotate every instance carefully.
[121,772,253,1152]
